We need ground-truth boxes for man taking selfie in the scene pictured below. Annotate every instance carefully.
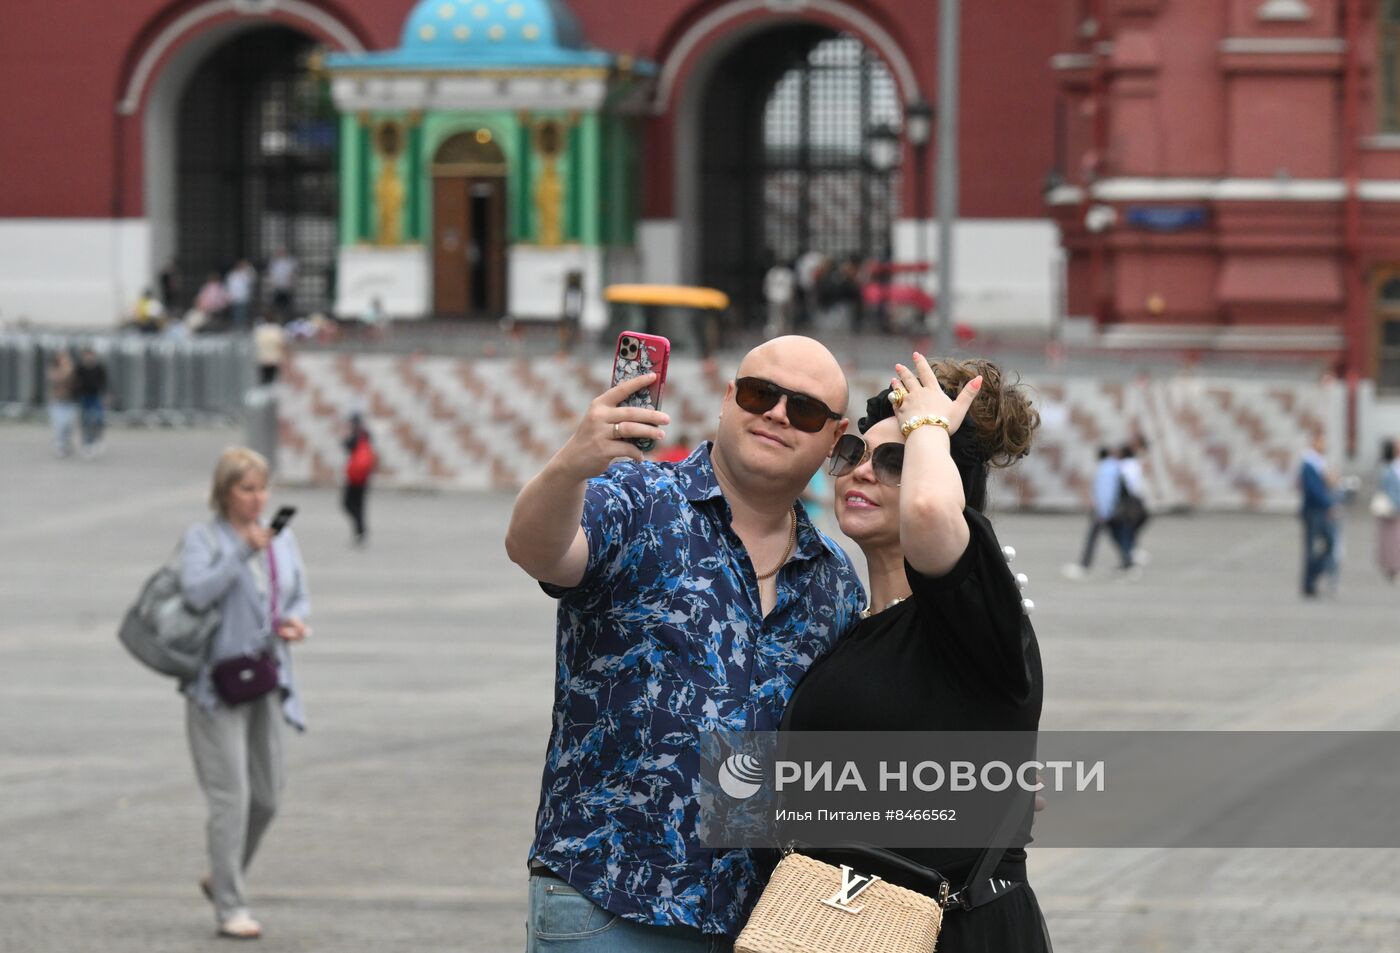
[505,336,865,951]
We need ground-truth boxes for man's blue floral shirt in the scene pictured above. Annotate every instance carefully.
[531,442,865,934]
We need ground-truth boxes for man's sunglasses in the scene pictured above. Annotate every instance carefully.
[734,377,842,434]
[829,433,903,486]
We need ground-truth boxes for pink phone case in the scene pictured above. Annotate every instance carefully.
[612,331,671,450]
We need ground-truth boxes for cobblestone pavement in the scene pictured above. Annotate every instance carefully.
[2,423,1398,952]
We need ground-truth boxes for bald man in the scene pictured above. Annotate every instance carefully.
[507,336,866,950]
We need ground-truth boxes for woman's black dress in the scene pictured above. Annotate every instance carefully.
[782,507,1049,952]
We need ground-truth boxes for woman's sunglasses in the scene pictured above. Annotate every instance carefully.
[734,377,842,434]
[829,433,904,486]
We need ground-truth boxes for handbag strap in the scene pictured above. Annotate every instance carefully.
[945,796,1028,910]
[266,540,280,634]
[788,795,1030,912]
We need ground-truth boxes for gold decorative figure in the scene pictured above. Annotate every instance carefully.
[533,119,565,246]
[375,164,405,245]
[535,163,563,246]
[374,121,406,246]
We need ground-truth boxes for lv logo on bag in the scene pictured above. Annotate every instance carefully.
[821,866,881,915]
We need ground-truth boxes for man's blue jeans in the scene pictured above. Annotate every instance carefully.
[525,874,733,953]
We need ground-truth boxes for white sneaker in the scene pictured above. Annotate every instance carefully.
[1060,563,1088,580]
[218,913,261,939]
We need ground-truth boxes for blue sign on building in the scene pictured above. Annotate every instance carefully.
[1125,205,1209,232]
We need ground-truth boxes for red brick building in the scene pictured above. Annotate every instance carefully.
[1050,0,1400,390]
[0,0,1062,330]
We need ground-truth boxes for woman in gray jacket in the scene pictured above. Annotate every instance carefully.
[180,447,310,939]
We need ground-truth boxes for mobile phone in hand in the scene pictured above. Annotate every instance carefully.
[269,506,297,536]
[611,331,671,452]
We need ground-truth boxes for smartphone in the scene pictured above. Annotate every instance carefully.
[611,331,671,452]
[269,506,297,536]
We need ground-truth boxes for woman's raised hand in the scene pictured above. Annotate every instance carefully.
[890,352,981,435]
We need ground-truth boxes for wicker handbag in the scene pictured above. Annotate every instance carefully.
[736,850,945,953]
[736,835,1022,953]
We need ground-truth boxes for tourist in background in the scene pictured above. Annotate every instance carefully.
[1375,438,1400,582]
[794,249,826,331]
[343,414,377,546]
[45,350,77,457]
[226,259,256,331]
[1063,446,1130,578]
[762,254,795,338]
[74,347,109,458]
[266,248,297,323]
[1115,441,1150,570]
[254,315,286,385]
[1300,432,1338,598]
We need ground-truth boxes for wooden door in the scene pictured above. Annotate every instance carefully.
[433,177,470,316]
[474,177,507,316]
[434,175,507,317]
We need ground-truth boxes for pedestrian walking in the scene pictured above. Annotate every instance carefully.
[45,350,77,457]
[179,447,311,939]
[74,347,108,457]
[1115,442,1150,567]
[1300,432,1338,598]
[506,336,864,947]
[1062,447,1131,578]
[762,254,795,338]
[1375,438,1400,581]
[343,415,376,546]
[794,249,826,330]
[557,270,583,355]
[253,316,286,385]
[226,260,256,331]
[266,248,297,323]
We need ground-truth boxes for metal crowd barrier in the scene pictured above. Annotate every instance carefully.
[0,331,255,423]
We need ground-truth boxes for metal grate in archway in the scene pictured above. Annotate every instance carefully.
[175,27,338,317]
[700,31,902,325]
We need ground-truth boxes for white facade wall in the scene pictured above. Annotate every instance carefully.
[891,218,1061,331]
[0,219,151,329]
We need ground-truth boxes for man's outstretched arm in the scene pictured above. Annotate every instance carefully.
[505,372,669,588]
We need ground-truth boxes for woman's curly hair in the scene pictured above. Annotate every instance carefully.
[858,357,1039,511]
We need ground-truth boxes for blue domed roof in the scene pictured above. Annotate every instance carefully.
[404,0,584,55]
[328,0,634,71]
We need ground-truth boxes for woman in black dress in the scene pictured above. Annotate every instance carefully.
[782,352,1047,951]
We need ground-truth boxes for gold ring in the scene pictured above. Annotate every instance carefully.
[889,389,908,408]
[612,423,622,440]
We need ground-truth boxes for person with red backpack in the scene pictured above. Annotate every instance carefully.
[343,414,377,546]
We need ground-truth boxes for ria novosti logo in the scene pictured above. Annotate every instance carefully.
[717,753,766,799]
[716,755,1104,800]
